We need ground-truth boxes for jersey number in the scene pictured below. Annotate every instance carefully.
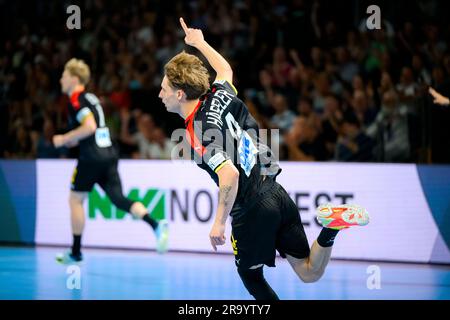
[225,113,258,177]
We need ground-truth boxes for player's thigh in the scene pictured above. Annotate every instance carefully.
[275,183,311,260]
[98,160,124,196]
[71,161,98,193]
[231,195,281,269]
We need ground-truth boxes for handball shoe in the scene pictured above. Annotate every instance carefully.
[316,203,369,230]
[155,219,169,254]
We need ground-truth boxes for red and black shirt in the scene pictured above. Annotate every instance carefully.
[184,80,281,215]
[68,90,117,162]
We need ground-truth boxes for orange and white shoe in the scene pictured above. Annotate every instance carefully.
[316,203,369,230]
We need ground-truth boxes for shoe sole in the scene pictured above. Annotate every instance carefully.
[55,260,83,265]
[316,203,370,227]
[55,256,83,265]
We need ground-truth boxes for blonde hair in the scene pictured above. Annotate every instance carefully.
[164,51,209,100]
[64,58,91,85]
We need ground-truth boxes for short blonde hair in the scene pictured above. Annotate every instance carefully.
[164,51,209,100]
[64,58,91,85]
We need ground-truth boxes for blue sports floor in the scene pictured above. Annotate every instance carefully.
[0,246,449,300]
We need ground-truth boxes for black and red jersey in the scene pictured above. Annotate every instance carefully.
[68,90,117,162]
[184,80,281,215]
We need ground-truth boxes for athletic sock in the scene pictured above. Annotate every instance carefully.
[143,214,158,230]
[317,228,339,247]
[72,234,82,257]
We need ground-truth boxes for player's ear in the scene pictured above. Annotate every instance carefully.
[176,89,185,101]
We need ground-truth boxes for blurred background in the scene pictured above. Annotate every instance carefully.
[1,0,450,163]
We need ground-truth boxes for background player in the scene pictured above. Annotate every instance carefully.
[158,18,369,300]
[53,58,169,264]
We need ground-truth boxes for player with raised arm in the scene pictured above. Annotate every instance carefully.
[158,18,369,300]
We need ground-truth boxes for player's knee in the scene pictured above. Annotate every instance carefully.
[237,267,279,300]
[69,191,85,206]
[298,270,323,283]
[237,267,265,297]
[300,275,319,283]
[109,193,133,213]
[129,202,146,218]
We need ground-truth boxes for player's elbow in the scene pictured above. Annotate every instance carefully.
[224,68,233,79]
[88,122,97,133]
[217,68,233,83]
[218,162,240,182]
[84,119,97,134]
[230,165,239,180]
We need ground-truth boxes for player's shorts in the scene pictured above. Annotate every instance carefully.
[71,159,121,193]
[230,178,310,269]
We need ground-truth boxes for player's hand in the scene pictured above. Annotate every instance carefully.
[53,135,66,148]
[65,139,79,148]
[209,222,226,251]
[180,17,204,48]
[429,87,450,106]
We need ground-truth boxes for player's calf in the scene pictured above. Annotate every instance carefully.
[237,266,279,300]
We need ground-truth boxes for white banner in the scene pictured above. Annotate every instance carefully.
[35,160,450,263]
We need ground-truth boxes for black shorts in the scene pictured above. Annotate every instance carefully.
[231,180,310,269]
[71,159,121,193]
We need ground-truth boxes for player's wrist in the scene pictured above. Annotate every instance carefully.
[194,40,208,51]
[63,132,76,146]
[61,134,69,145]
[213,217,226,227]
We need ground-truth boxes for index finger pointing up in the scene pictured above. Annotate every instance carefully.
[180,17,189,33]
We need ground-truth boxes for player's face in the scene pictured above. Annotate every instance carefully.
[60,70,77,95]
[159,76,181,114]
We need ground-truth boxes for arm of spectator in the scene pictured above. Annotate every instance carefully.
[365,115,382,139]
[284,132,315,161]
[120,110,137,145]
[340,138,359,154]
[324,109,343,133]
[259,70,276,107]
[429,87,450,106]
[311,0,322,40]
[289,49,304,70]
[180,17,233,85]
[335,140,354,161]
[289,49,309,83]
[30,130,40,158]
[287,145,315,161]
[397,31,414,55]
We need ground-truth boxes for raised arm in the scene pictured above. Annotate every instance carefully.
[119,110,137,146]
[429,87,450,106]
[180,17,233,85]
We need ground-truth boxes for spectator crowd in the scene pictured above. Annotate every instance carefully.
[1,0,450,162]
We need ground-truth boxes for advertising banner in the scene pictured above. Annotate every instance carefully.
[35,160,450,264]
